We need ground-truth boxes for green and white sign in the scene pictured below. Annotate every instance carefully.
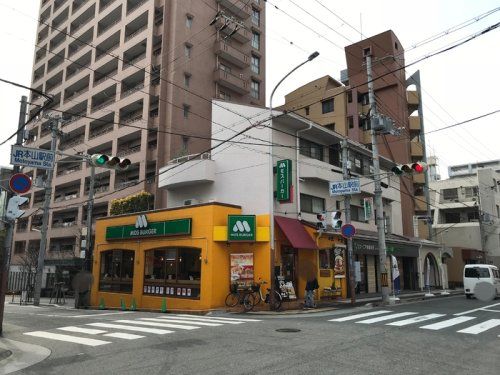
[227,215,256,242]
[106,214,192,240]
[276,159,292,201]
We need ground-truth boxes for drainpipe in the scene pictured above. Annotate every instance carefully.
[296,120,313,218]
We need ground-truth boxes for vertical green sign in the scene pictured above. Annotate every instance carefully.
[227,215,256,241]
[276,159,292,201]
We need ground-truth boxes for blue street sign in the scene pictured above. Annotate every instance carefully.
[9,173,32,194]
[341,224,356,239]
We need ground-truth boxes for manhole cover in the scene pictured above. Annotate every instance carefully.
[275,328,301,333]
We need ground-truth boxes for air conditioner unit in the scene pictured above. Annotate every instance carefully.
[183,198,200,206]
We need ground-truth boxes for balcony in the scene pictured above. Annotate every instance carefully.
[59,135,84,150]
[407,90,419,112]
[56,165,82,176]
[215,18,250,43]
[216,0,251,19]
[213,68,249,95]
[127,0,147,15]
[410,140,424,158]
[215,41,250,68]
[91,96,116,113]
[298,155,338,182]
[159,153,215,190]
[409,116,421,132]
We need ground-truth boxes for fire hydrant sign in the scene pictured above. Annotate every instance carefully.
[10,145,55,170]
[329,179,360,196]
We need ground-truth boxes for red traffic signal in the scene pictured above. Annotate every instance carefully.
[391,162,427,175]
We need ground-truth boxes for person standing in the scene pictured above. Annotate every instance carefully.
[304,277,319,308]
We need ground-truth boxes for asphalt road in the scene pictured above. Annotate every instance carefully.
[1,295,499,374]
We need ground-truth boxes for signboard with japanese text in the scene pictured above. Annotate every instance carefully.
[276,159,292,201]
[363,197,374,221]
[10,145,55,170]
[106,215,192,240]
[329,179,360,196]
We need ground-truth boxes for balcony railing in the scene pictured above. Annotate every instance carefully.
[56,165,82,176]
[100,0,116,13]
[95,43,119,61]
[97,18,121,36]
[115,180,139,189]
[92,97,116,113]
[117,145,140,157]
[123,52,147,68]
[54,193,79,203]
[94,69,118,86]
[125,24,148,42]
[65,86,89,102]
[121,83,144,98]
[52,221,77,228]
[59,136,84,150]
[127,0,147,15]
[89,125,114,139]
[120,111,143,125]
[67,64,90,79]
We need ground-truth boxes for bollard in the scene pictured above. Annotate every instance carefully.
[130,298,137,311]
[120,298,127,311]
[161,297,167,313]
[98,297,106,310]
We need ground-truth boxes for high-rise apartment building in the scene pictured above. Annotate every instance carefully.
[10,0,265,290]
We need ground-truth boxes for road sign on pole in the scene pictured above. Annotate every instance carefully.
[10,145,55,170]
[341,224,356,239]
[9,173,32,194]
[329,179,361,196]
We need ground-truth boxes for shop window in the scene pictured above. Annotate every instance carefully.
[144,247,201,299]
[99,250,135,293]
[319,249,330,269]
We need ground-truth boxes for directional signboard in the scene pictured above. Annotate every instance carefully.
[329,179,361,196]
[10,145,55,170]
[9,173,32,194]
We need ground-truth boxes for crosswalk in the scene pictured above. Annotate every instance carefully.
[329,310,500,337]
[23,314,261,347]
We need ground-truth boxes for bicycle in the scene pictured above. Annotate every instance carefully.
[224,284,256,312]
[249,280,282,311]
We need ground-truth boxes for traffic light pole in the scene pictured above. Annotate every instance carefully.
[366,53,390,304]
[84,164,95,271]
[341,139,356,304]
[33,117,60,306]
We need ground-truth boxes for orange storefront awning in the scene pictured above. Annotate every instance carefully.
[275,216,318,250]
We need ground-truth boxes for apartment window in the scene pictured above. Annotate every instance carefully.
[251,32,260,50]
[348,116,354,129]
[300,194,325,214]
[184,43,192,58]
[444,212,461,223]
[182,136,189,151]
[464,186,478,198]
[252,9,260,26]
[186,15,193,28]
[183,104,190,119]
[251,55,260,74]
[299,138,323,161]
[321,98,334,113]
[347,91,352,103]
[184,73,191,87]
[358,92,369,105]
[467,211,479,222]
[99,250,135,293]
[329,144,341,167]
[305,106,310,116]
[359,116,370,130]
[251,80,260,99]
[350,205,366,222]
[442,188,458,201]
[219,90,231,101]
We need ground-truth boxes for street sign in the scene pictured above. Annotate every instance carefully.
[329,179,361,196]
[341,224,356,239]
[9,173,32,194]
[10,145,55,170]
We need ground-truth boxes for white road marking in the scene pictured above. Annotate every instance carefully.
[481,309,500,313]
[87,322,173,334]
[159,316,243,325]
[175,314,262,322]
[103,332,144,340]
[116,319,200,330]
[457,319,500,334]
[356,312,417,324]
[420,316,476,330]
[24,331,111,346]
[36,311,134,318]
[454,302,500,316]
[57,326,107,335]
[152,317,222,326]
[328,310,392,322]
[386,314,445,326]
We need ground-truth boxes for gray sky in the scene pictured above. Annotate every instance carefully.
[1,0,499,179]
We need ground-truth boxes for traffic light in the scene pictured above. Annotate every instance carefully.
[316,212,327,230]
[331,211,342,230]
[391,162,427,176]
[6,195,29,221]
[90,154,131,170]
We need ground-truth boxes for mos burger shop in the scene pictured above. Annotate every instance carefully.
[90,203,272,311]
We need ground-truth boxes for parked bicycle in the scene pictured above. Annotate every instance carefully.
[224,284,256,312]
[249,279,282,311]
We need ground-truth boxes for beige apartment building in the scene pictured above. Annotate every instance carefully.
[10,0,265,292]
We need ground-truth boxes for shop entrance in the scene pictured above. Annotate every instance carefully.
[281,247,298,288]
[402,257,418,290]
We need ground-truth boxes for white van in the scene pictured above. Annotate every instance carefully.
[463,264,500,299]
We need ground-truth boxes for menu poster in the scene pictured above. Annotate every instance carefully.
[333,247,346,277]
[143,286,147,293]
[160,287,164,294]
[230,253,254,286]
[177,287,181,296]
[182,288,186,296]
[187,288,191,297]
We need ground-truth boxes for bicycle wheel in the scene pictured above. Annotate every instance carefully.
[243,293,256,311]
[225,292,239,307]
[250,290,261,306]
[271,290,282,310]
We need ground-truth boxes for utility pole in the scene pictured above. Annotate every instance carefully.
[84,164,95,271]
[341,139,356,304]
[33,117,60,306]
[1,95,28,334]
[365,53,390,303]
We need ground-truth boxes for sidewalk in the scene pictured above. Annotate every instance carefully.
[7,295,76,309]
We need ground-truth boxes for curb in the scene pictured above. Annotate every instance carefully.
[0,338,51,375]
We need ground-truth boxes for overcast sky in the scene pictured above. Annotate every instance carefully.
[0,0,499,179]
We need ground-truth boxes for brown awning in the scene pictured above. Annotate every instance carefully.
[275,216,318,250]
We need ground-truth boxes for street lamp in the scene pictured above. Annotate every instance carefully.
[268,51,320,308]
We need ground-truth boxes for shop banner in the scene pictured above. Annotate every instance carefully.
[230,253,254,286]
[333,247,346,278]
[276,159,292,201]
[363,197,374,221]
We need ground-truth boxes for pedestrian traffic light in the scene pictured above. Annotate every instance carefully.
[316,212,327,230]
[6,195,29,221]
[331,211,342,230]
[90,154,131,170]
[391,162,427,175]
